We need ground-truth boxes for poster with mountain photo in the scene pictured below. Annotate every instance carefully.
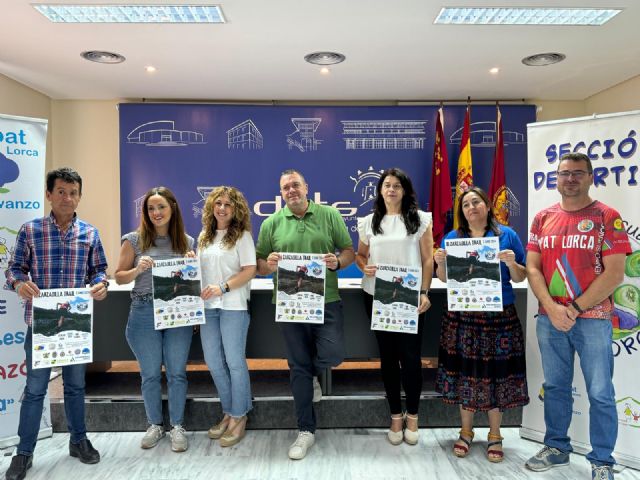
[31,288,93,369]
[371,263,420,334]
[444,236,502,311]
[152,257,205,329]
[276,253,325,324]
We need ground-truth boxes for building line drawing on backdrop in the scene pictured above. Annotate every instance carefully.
[227,119,264,150]
[350,167,385,207]
[449,121,525,147]
[127,120,205,147]
[341,120,427,150]
[286,118,322,152]
[192,186,215,217]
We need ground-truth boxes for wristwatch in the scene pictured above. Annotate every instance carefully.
[419,290,428,295]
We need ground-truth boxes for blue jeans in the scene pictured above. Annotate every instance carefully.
[125,300,193,426]
[201,309,252,417]
[536,314,617,466]
[280,301,345,433]
[17,328,87,456]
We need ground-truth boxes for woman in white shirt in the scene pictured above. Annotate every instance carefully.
[198,186,256,447]
[356,168,434,446]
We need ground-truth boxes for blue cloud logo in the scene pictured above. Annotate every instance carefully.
[0,153,19,190]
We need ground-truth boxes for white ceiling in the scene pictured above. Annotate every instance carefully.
[2,0,639,101]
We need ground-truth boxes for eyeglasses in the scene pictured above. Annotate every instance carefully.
[557,170,590,179]
[382,183,403,191]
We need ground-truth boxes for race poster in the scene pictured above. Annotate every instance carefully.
[371,263,420,334]
[151,257,205,329]
[31,289,93,369]
[444,236,502,311]
[276,253,325,324]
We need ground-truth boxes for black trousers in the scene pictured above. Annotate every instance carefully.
[363,292,425,415]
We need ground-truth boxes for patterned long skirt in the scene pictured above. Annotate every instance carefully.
[435,304,530,412]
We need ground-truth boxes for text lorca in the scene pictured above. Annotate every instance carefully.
[0,128,38,156]
[538,235,595,250]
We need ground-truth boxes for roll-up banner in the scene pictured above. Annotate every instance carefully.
[523,110,640,469]
[0,113,51,447]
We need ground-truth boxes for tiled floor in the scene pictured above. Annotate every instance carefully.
[1,428,638,480]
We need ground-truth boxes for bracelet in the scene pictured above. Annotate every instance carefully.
[328,258,341,272]
[571,299,584,314]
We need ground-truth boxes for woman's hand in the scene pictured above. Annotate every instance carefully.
[185,250,196,258]
[498,249,516,267]
[201,283,223,300]
[418,293,431,313]
[363,264,377,277]
[433,248,447,266]
[136,256,154,274]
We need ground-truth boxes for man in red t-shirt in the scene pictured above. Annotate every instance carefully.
[525,153,631,479]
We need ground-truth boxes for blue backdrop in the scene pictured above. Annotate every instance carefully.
[119,103,536,277]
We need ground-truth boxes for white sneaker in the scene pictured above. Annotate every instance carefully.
[288,431,315,460]
[312,377,322,402]
[170,425,188,452]
[140,424,165,449]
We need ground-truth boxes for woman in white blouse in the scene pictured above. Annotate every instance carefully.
[198,186,256,447]
[356,168,434,446]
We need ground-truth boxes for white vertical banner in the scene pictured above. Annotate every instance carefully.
[0,113,50,447]
[522,110,640,469]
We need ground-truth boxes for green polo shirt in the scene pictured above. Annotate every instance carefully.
[256,200,353,303]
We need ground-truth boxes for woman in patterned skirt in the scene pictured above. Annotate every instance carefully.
[434,187,529,463]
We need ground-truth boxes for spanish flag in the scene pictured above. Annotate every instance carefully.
[489,104,509,225]
[453,106,473,229]
[429,106,452,246]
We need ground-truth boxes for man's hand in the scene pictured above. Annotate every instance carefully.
[323,253,339,270]
[15,281,39,300]
[546,302,576,332]
[266,252,282,272]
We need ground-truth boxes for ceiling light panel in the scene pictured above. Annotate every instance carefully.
[434,7,621,26]
[33,4,226,23]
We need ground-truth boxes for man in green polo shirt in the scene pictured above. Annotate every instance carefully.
[256,169,355,460]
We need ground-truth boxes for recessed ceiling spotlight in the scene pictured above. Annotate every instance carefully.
[320,67,330,75]
[489,67,500,74]
[145,65,157,73]
[304,52,346,66]
[33,4,225,23]
[522,52,566,66]
[80,50,125,64]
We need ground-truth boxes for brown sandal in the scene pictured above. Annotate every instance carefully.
[453,429,474,458]
[487,433,504,463]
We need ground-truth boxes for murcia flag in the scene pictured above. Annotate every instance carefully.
[489,105,509,225]
[429,107,452,246]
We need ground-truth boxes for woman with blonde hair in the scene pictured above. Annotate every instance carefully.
[115,186,195,453]
[198,186,256,447]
